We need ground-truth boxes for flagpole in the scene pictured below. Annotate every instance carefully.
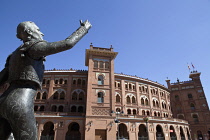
[187,63,191,73]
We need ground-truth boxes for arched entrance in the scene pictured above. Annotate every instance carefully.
[65,122,81,140]
[169,126,177,140]
[117,123,129,140]
[138,124,148,140]
[156,125,165,140]
[197,130,203,140]
[40,122,55,140]
[180,127,185,140]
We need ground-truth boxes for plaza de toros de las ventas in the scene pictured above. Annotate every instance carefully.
[1,44,210,140]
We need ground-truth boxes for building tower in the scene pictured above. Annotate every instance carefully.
[84,44,118,140]
[166,71,210,140]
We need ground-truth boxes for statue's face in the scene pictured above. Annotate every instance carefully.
[27,22,44,40]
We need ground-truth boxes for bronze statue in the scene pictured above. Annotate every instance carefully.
[0,20,91,140]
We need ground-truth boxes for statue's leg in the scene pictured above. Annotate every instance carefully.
[0,117,12,140]
[1,86,38,140]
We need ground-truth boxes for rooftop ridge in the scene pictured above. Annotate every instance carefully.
[114,73,167,89]
[45,68,88,72]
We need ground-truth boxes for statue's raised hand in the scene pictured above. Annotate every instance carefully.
[80,20,92,31]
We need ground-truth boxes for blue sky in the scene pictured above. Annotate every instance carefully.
[1,0,210,104]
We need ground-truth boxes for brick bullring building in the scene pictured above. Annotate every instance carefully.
[0,45,192,140]
[166,71,210,140]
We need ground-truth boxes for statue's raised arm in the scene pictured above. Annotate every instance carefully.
[16,20,92,59]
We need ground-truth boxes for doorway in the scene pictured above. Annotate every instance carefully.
[95,130,106,140]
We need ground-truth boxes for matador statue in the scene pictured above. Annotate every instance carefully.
[0,20,92,140]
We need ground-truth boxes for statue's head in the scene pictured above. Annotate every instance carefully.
[16,21,44,42]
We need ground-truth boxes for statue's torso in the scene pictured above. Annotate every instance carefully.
[8,42,45,88]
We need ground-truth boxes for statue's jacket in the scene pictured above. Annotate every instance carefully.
[8,41,45,89]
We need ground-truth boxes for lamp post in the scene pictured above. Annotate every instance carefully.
[112,110,124,140]
[143,116,150,140]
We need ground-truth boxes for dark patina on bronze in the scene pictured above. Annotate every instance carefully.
[0,20,91,140]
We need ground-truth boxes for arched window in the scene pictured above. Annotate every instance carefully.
[193,114,199,122]
[71,106,76,112]
[188,93,193,99]
[55,80,58,84]
[142,110,145,115]
[126,96,131,104]
[73,79,76,85]
[78,106,83,113]
[99,61,104,69]
[98,75,104,85]
[142,86,145,92]
[133,85,135,90]
[53,92,59,100]
[42,92,47,100]
[42,79,46,85]
[77,79,81,85]
[162,102,166,109]
[72,92,77,100]
[47,80,50,85]
[39,106,45,111]
[125,84,128,89]
[78,92,84,101]
[118,83,120,88]
[141,98,145,105]
[129,84,132,89]
[97,92,104,103]
[116,94,121,103]
[51,105,57,112]
[139,86,142,92]
[145,87,148,93]
[145,98,149,105]
[158,112,160,117]
[116,108,121,112]
[64,80,68,84]
[190,103,195,110]
[146,111,150,116]
[94,61,98,68]
[36,92,41,100]
[156,101,159,107]
[82,80,86,85]
[60,92,65,100]
[105,62,109,69]
[127,109,131,115]
[59,79,63,84]
[34,106,38,111]
[133,109,137,115]
[154,112,157,116]
[132,96,136,104]
[153,100,156,107]
[175,95,179,100]
[58,106,64,112]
